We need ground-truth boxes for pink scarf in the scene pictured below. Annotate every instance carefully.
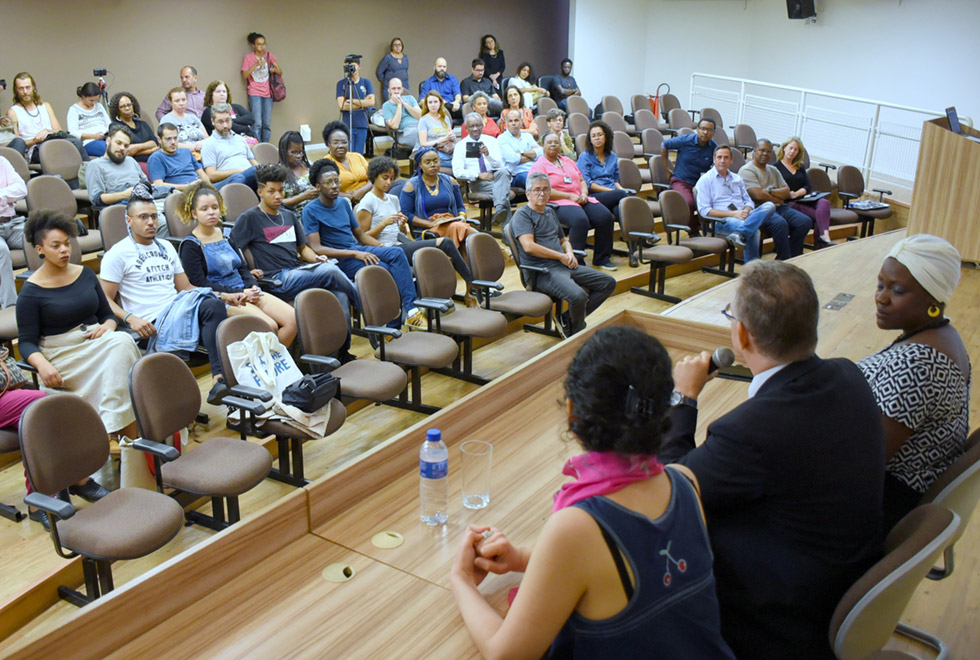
[552,451,665,512]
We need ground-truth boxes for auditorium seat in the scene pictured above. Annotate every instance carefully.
[574,133,588,156]
[733,123,757,157]
[632,108,659,134]
[617,158,654,207]
[21,394,184,606]
[25,175,103,257]
[641,128,664,159]
[565,95,591,118]
[837,165,892,238]
[220,183,259,226]
[668,107,695,132]
[165,191,193,240]
[619,195,694,303]
[700,107,724,129]
[566,112,590,139]
[98,204,128,254]
[659,93,682,123]
[501,220,572,337]
[536,96,557,115]
[612,131,638,160]
[0,146,31,217]
[251,142,278,165]
[806,167,859,227]
[38,140,92,215]
[0,427,25,522]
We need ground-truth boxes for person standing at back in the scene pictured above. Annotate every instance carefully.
[336,57,374,155]
[241,32,281,143]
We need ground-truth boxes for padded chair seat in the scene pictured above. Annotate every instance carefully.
[680,236,728,254]
[14,200,27,215]
[435,308,507,338]
[855,207,893,219]
[488,290,553,317]
[468,189,516,204]
[77,231,103,254]
[377,332,458,369]
[257,398,347,439]
[72,189,91,204]
[334,360,407,401]
[161,436,272,497]
[646,200,661,217]
[639,245,693,263]
[865,652,919,660]
[10,248,26,269]
[829,208,860,225]
[58,487,184,560]
[0,307,18,340]
[0,427,18,453]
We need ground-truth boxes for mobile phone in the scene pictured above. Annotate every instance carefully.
[465,141,482,158]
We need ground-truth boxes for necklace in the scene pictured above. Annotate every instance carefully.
[259,208,285,226]
[21,103,40,118]
[423,176,439,196]
[888,317,950,348]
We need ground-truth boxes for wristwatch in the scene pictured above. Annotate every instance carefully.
[670,391,698,409]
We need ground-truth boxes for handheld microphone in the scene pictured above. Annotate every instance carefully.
[708,347,735,373]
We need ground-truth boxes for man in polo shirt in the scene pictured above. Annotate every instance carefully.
[148,123,209,191]
[382,78,421,149]
[498,109,542,189]
[453,112,512,228]
[85,124,150,208]
[661,118,718,233]
[420,57,462,122]
[459,59,502,117]
[155,66,205,120]
[738,139,810,259]
[201,103,258,190]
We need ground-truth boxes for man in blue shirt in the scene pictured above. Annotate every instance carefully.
[382,78,421,149]
[498,109,542,188]
[302,158,422,326]
[420,57,462,122]
[335,58,375,155]
[662,118,718,233]
[148,123,208,190]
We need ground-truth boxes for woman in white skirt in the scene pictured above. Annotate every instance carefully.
[16,210,142,502]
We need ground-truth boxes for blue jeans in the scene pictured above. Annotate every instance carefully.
[335,246,416,316]
[248,94,273,143]
[350,127,368,155]
[714,202,775,262]
[214,166,257,192]
[270,263,360,312]
[511,171,528,189]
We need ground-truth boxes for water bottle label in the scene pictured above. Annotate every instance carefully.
[420,458,448,479]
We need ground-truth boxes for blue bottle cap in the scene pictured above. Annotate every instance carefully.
[426,428,442,442]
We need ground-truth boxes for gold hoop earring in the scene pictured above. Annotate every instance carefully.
[928,304,941,318]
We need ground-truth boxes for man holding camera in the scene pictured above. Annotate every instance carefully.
[452,112,511,228]
[335,56,374,155]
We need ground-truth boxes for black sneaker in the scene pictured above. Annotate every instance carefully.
[29,508,50,531]
[68,478,111,503]
[207,380,231,406]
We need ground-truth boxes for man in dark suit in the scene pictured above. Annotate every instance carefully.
[660,260,885,660]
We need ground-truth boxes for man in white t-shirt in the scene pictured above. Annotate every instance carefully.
[99,189,230,403]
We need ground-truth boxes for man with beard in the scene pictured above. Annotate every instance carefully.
[420,57,462,122]
[85,124,149,208]
[201,103,258,190]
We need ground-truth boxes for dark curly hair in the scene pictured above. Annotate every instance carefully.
[256,163,289,187]
[322,120,350,145]
[586,120,613,157]
[108,91,143,121]
[309,158,339,187]
[367,156,398,183]
[24,210,78,248]
[564,327,673,456]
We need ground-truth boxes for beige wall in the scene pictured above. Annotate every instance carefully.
[2,0,569,145]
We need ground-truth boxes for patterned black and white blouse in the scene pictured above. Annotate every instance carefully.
[857,342,971,494]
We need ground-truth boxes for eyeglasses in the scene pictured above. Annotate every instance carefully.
[528,188,550,195]
[132,213,159,222]
[721,302,737,323]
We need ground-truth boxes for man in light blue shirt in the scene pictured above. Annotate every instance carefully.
[497,109,542,188]
[382,78,420,149]
[201,103,258,190]
[693,145,779,262]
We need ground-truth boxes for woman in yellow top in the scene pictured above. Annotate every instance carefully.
[322,120,371,203]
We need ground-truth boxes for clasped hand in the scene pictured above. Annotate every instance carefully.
[452,524,524,587]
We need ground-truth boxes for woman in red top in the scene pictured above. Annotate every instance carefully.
[461,92,501,139]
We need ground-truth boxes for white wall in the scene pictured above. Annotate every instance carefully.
[573,0,980,122]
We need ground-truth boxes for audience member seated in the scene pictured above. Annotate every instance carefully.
[661,118,717,232]
[417,91,457,166]
[775,137,832,248]
[148,123,209,191]
[100,185,229,403]
[0,99,26,153]
[201,80,255,139]
[66,82,110,158]
[279,130,317,215]
[399,147,476,248]
[577,120,630,223]
[6,72,87,163]
[0,387,48,527]
[241,32,280,142]
[498,109,543,189]
[459,92,501,139]
[420,58,462,122]
[228,164,359,311]
[159,87,209,155]
[510,61,548,109]
[454,112,511,227]
[85,124,150,208]
[177,182,296,345]
[661,259,885,660]
[508,172,615,336]
[459,59,502,117]
[693,145,782,263]
[452,326,734,658]
[17,210,141,447]
[857,234,971,532]
[335,57,374,155]
[302,158,424,328]
[155,66,205,120]
[738,139,810,259]
[356,156,476,307]
[529,134,616,271]
[376,37,409,101]
[0,155,27,309]
[382,77,421,149]
[550,59,581,112]
[478,34,505,93]
[201,103,258,190]
[496,87,536,138]
[323,121,371,204]
[108,92,159,164]
[540,108,575,158]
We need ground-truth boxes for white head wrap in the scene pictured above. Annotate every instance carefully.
[885,234,961,303]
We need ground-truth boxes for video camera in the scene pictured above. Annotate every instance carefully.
[343,54,362,78]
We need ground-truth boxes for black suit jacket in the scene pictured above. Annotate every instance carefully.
[660,355,885,660]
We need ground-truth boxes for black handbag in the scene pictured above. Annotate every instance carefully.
[281,372,340,413]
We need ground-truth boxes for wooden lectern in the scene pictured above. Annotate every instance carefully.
[907,116,980,263]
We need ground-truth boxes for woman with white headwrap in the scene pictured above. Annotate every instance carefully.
[857,234,971,531]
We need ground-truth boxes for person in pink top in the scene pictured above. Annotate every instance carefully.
[241,32,282,143]
[529,133,616,270]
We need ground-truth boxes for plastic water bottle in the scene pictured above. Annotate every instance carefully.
[419,429,449,525]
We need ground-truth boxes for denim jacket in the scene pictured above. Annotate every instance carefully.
[148,287,217,357]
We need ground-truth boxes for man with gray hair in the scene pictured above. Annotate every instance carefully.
[662,259,885,659]
[155,65,204,120]
[509,171,615,337]
[739,138,810,257]
[201,103,258,190]
[452,111,512,227]
[382,77,421,149]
